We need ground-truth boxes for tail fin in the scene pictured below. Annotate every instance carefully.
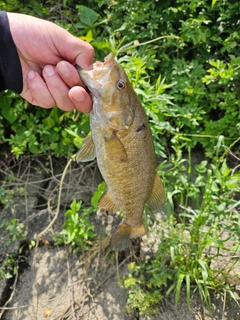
[109,223,146,251]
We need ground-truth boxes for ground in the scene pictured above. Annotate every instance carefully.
[0,155,239,319]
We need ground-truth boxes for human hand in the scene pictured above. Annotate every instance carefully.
[7,12,94,112]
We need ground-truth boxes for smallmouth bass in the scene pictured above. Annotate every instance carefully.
[76,53,164,251]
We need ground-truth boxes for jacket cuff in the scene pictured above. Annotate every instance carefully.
[0,11,23,93]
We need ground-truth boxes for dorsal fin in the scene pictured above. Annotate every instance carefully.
[147,173,165,212]
[76,135,96,163]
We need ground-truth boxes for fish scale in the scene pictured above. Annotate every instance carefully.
[76,53,165,251]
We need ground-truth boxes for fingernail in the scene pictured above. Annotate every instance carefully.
[28,70,35,80]
[87,64,93,71]
[59,62,70,77]
[44,65,55,77]
[73,90,85,102]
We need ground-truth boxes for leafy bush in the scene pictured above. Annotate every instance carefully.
[0,90,91,157]
[1,0,239,157]
[93,0,240,156]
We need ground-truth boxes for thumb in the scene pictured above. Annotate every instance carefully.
[60,35,94,70]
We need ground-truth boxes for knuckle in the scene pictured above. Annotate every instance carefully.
[43,100,56,108]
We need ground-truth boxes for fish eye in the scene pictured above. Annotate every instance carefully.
[116,80,126,91]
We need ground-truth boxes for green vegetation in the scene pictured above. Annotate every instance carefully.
[0,253,19,280]
[0,218,27,279]
[54,199,96,252]
[0,0,239,317]
[0,218,26,247]
[1,0,240,158]
[122,139,240,315]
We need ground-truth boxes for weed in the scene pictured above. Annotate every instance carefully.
[0,219,27,280]
[120,262,162,317]
[0,218,26,247]
[54,199,96,253]
[0,254,18,280]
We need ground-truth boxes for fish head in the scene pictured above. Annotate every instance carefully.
[79,53,135,131]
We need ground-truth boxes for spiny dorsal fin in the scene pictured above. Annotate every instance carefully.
[147,173,165,212]
[76,135,96,163]
[98,188,119,212]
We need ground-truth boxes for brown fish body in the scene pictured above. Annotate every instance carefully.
[77,53,164,251]
[91,94,156,225]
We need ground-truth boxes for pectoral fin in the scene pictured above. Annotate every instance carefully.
[98,188,119,212]
[105,131,127,162]
[147,173,165,212]
[76,135,96,163]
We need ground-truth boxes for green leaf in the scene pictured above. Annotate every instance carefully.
[72,214,79,225]
[80,30,93,42]
[226,175,240,189]
[43,116,55,129]
[197,259,208,282]
[29,144,39,154]
[186,274,191,308]
[212,0,217,7]
[91,182,106,208]
[80,7,98,26]
[175,273,184,305]
[1,96,18,123]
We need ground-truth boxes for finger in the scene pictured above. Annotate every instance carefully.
[57,33,94,70]
[56,61,86,88]
[43,65,76,111]
[23,70,56,108]
[69,86,92,113]
[68,40,94,70]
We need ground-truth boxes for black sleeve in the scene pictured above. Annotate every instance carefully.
[0,11,23,94]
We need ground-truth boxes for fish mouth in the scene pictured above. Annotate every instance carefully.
[94,52,115,69]
[78,53,115,90]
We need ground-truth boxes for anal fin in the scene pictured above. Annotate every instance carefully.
[98,189,119,212]
[147,173,165,212]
